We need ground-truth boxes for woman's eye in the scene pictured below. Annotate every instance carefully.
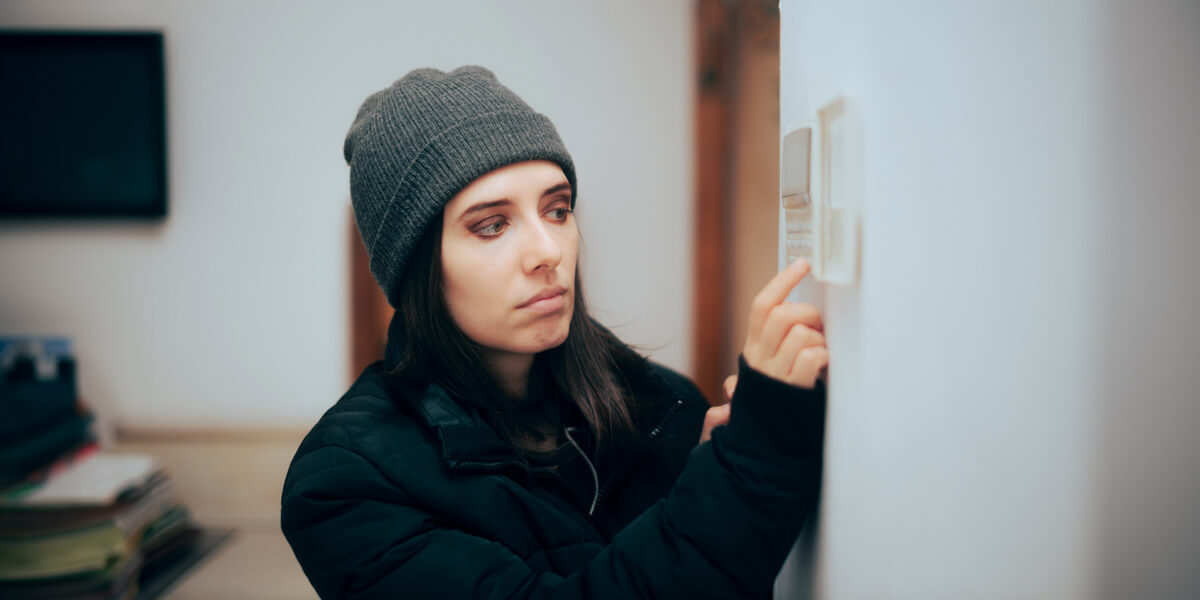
[548,207,573,221]
[475,218,507,238]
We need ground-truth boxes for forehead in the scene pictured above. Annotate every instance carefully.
[445,160,569,212]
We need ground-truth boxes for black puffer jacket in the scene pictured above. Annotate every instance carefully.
[281,314,826,599]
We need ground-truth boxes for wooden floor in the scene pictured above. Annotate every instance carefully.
[115,430,318,600]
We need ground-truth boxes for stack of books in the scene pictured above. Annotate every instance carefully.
[0,452,201,599]
[0,337,209,599]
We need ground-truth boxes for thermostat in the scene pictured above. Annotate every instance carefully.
[780,98,860,285]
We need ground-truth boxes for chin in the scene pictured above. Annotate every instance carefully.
[518,314,572,353]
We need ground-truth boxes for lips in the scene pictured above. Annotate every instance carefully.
[517,286,568,309]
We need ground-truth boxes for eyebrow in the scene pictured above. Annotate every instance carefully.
[541,182,572,198]
[456,182,572,223]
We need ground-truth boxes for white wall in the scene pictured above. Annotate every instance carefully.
[0,0,693,429]
[777,1,1200,598]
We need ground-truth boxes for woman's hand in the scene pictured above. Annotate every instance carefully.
[697,259,827,445]
[699,375,737,444]
[743,259,827,388]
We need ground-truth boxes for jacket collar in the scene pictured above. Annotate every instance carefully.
[417,381,525,469]
[383,311,682,471]
[384,312,519,469]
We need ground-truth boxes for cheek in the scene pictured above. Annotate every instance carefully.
[440,243,509,332]
[559,226,581,270]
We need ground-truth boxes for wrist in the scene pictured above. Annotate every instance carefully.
[723,354,827,458]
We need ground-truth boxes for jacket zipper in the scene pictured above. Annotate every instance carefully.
[563,426,600,516]
[454,456,605,543]
[647,398,684,440]
[593,396,685,509]
[459,396,686,517]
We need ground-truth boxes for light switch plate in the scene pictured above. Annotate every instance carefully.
[813,97,860,285]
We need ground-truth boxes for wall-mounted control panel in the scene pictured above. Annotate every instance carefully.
[781,126,813,265]
[781,98,860,285]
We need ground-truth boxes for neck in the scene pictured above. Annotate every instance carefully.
[481,349,535,402]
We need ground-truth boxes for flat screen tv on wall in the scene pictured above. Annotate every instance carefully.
[0,31,167,219]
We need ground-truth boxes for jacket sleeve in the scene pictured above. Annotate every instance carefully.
[281,356,826,599]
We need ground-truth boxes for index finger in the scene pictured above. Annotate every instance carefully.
[748,259,811,334]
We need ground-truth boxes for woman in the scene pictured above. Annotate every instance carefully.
[281,66,829,599]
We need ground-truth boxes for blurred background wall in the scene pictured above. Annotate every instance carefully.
[0,0,693,430]
[775,1,1199,598]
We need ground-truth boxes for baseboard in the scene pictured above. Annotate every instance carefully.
[116,426,309,444]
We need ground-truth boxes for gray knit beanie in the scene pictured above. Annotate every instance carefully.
[344,66,577,307]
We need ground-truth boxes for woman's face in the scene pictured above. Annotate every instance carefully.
[440,160,578,358]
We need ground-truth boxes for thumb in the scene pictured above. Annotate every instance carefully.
[722,375,738,404]
[699,403,733,444]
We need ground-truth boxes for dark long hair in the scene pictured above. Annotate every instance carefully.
[386,214,659,465]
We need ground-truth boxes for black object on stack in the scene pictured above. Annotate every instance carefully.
[0,338,94,491]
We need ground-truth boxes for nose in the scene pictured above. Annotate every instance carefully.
[521,219,563,275]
